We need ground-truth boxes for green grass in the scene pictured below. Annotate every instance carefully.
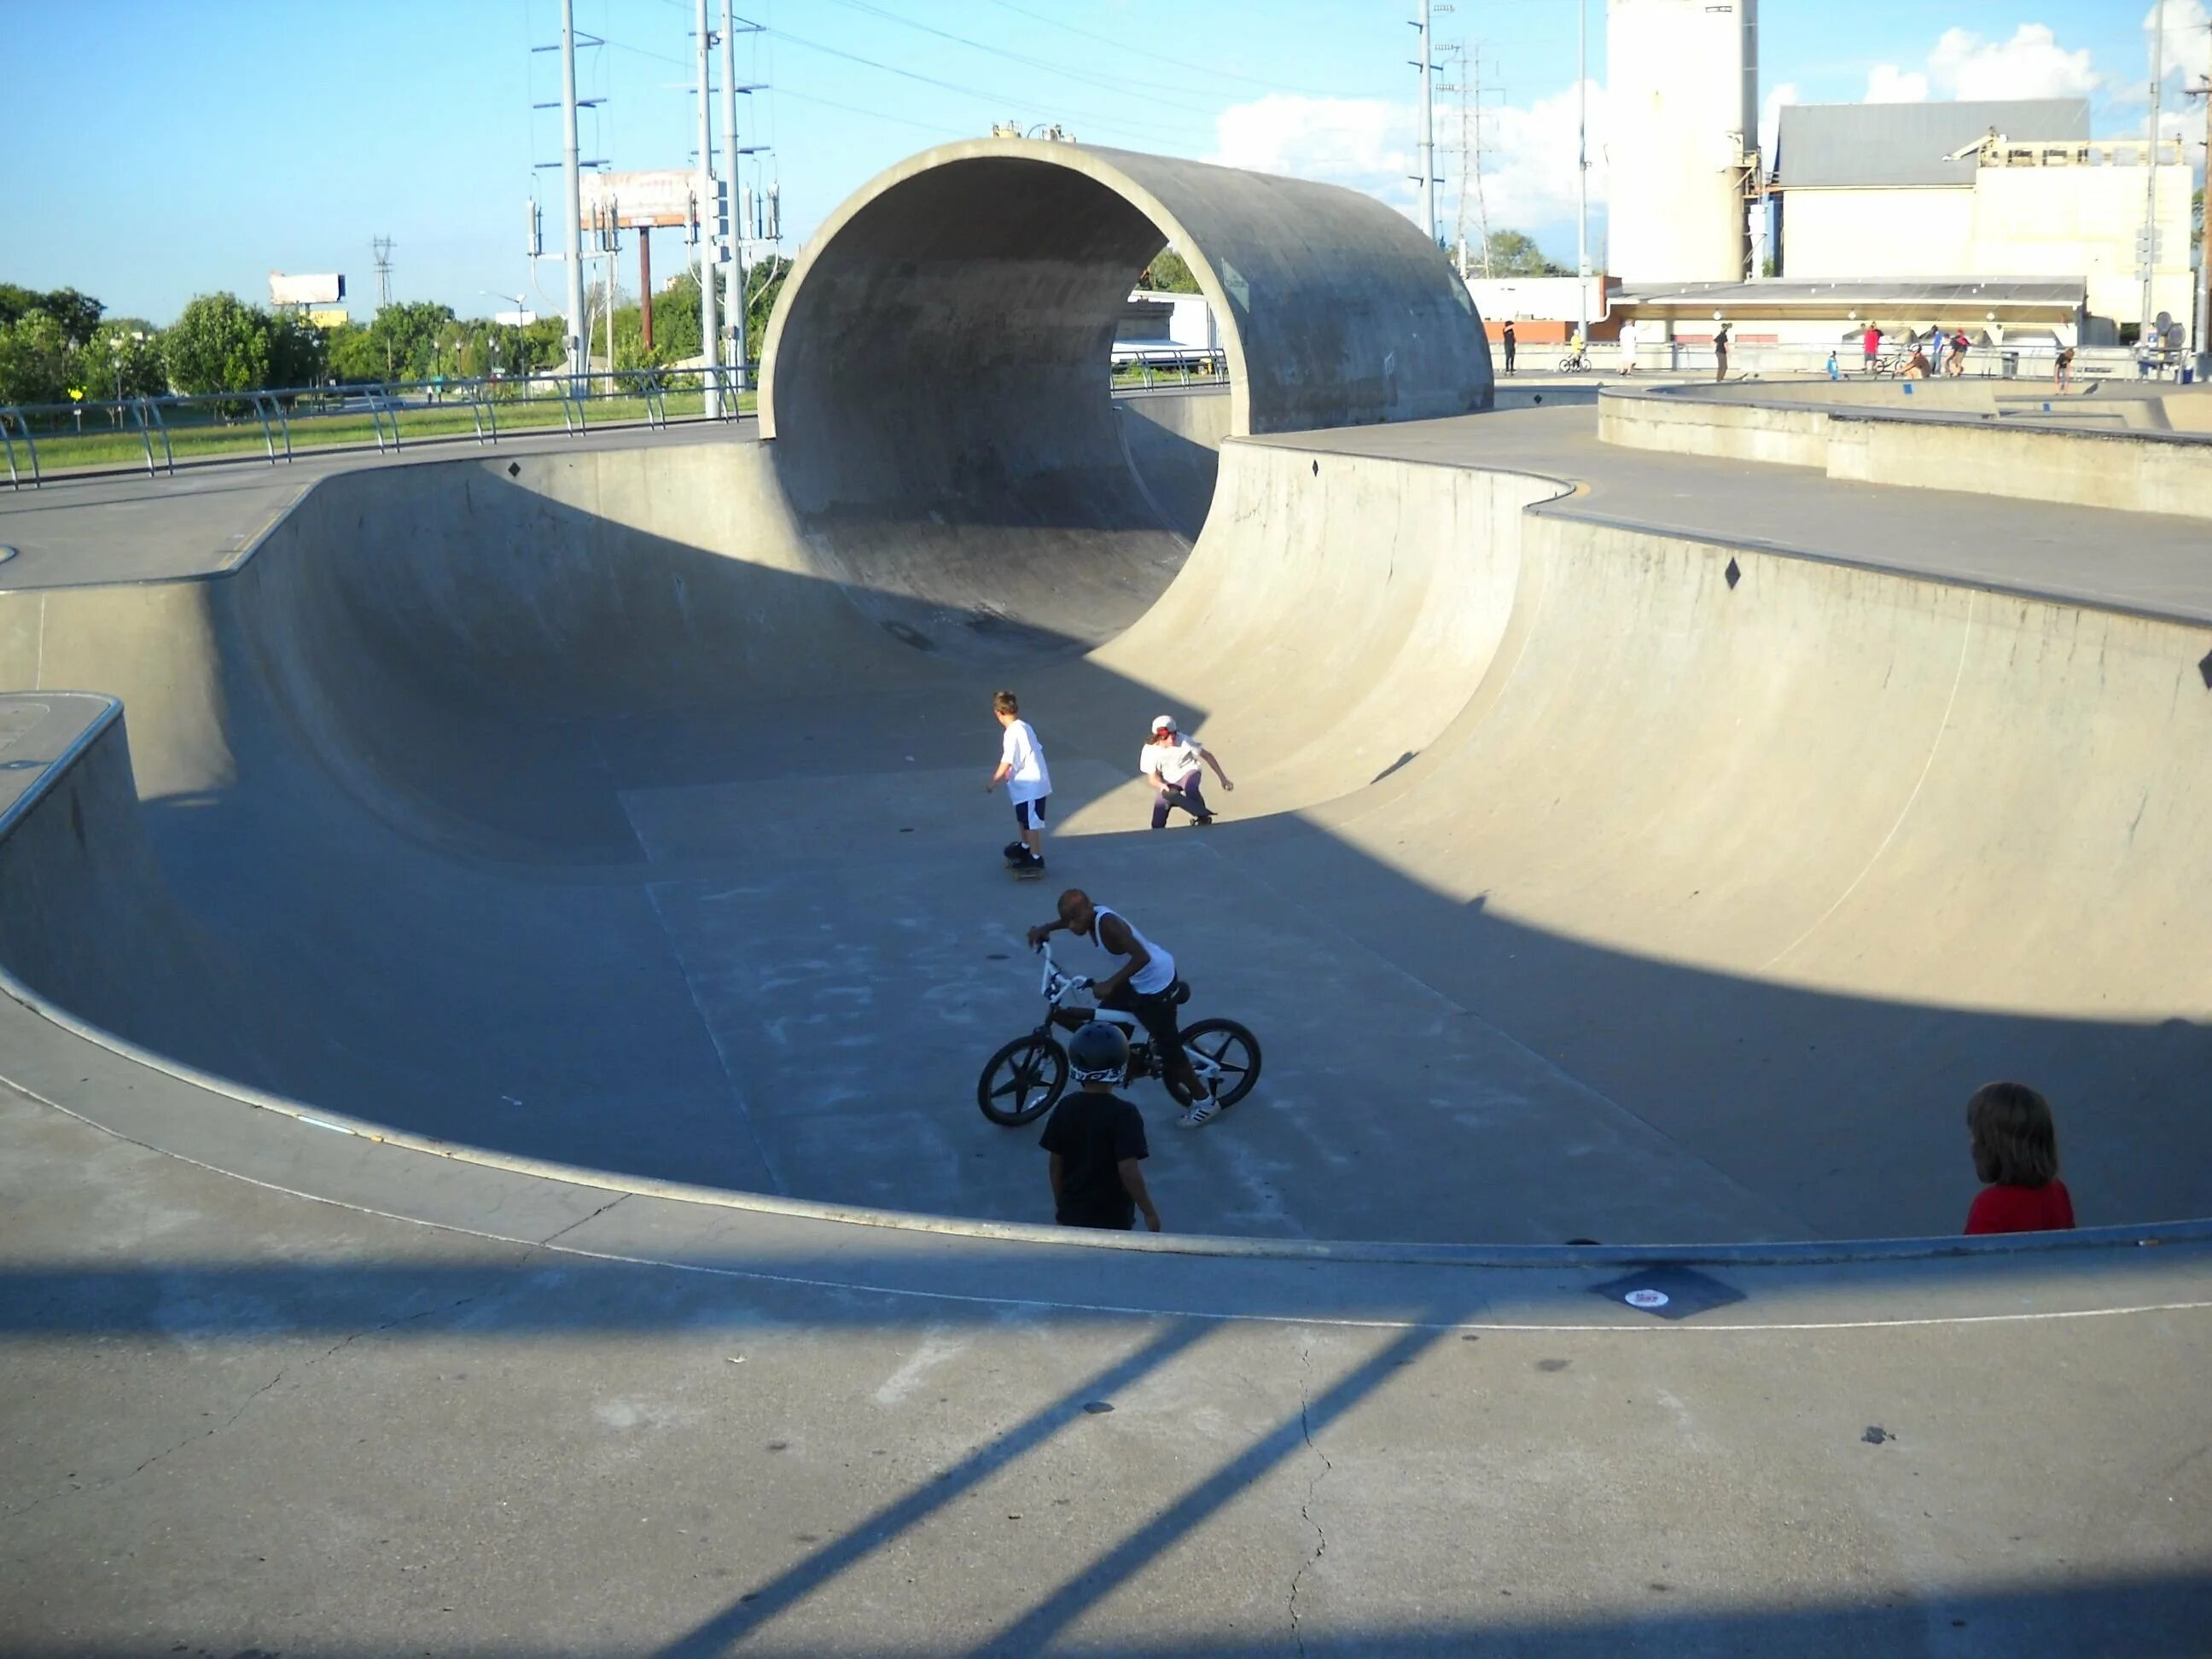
[6,388,760,478]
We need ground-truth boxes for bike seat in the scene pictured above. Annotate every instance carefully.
[1166,979,1191,1008]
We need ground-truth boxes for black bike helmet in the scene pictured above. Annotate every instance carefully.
[1068,1021,1130,1085]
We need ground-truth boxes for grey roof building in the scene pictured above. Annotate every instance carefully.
[1775,99,2093,189]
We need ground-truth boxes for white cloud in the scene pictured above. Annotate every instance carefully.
[1928,24,2100,101]
[1208,95,1412,206]
[1864,22,2103,112]
[1864,65,1930,103]
[2144,1,2212,87]
[1207,81,1608,250]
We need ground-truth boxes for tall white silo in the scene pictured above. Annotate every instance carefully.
[1606,0,1758,285]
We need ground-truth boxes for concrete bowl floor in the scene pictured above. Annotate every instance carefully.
[3,405,2209,1248]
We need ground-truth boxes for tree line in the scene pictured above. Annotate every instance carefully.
[0,258,791,409]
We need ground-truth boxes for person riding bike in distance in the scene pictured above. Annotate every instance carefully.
[1027,888,1220,1126]
[1039,1022,1161,1231]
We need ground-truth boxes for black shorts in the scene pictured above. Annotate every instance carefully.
[1101,981,1182,1051]
[1015,797,1048,831]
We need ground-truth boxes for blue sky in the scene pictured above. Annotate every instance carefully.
[0,0,2195,324]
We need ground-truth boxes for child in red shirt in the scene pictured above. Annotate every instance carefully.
[1963,1081,2075,1235]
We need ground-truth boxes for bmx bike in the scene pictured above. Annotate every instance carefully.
[1556,346,1592,374]
[975,944,1262,1126]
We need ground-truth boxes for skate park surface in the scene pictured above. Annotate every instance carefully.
[3,395,2210,1654]
[4,129,2211,1649]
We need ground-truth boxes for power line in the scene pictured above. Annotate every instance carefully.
[814,0,1224,118]
[758,20,1218,143]
[982,0,1389,99]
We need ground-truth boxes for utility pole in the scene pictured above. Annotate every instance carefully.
[1411,3,1440,244]
[1576,0,1590,342]
[2143,1,2165,353]
[696,0,721,416]
[371,236,395,309]
[560,0,587,380]
[721,1,744,393]
[2194,58,2211,380]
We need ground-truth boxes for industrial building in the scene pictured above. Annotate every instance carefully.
[1599,0,2197,360]
[1769,101,2192,345]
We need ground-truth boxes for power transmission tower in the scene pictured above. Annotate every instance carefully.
[371,236,395,309]
[1438,43,1499,276]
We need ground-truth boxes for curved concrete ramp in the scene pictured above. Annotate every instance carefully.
[760,139,1491,644]
[3,401,2209,1245]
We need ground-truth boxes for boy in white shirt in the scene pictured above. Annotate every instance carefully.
[987,690,1052,871]
[1138,714,1232,829]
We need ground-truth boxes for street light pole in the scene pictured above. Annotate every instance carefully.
[2141,1,2164,352]
[1576,0,1590,343]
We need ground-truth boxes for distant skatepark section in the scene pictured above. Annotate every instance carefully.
[1,140,2208,1249]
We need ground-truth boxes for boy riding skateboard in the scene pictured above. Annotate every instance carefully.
[987,690,1051,876]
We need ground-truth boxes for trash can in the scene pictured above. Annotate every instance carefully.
[2000,351,2019,379]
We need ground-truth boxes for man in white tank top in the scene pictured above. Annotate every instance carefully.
[1027,888,1218,1125]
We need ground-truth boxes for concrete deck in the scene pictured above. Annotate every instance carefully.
[3,393,2209,1651]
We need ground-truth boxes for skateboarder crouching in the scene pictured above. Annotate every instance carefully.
[987,690,1051,875]
[1141,714,1231,829]
[1041,1022,1161,1231]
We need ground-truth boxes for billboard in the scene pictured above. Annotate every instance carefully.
[306,307,350,329]
[270,271,346,306]
[579,169,701,229]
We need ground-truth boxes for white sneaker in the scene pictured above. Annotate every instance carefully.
[1176,1091,1223,1129]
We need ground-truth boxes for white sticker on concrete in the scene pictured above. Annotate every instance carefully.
[1624,1289,1670,1310]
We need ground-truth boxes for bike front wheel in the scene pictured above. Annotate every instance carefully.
[977,1033,1068,1126]
[1171,1018,1263,1108]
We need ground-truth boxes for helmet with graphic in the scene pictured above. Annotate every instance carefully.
[1067,1021,1131,1086]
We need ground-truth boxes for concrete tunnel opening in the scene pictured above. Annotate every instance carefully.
[758,154,1220,653]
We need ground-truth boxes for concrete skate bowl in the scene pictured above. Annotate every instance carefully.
[2,139,2209,1253]
[1602,378,2212,520]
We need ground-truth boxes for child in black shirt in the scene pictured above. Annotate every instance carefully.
[1040,1022,1161,1231]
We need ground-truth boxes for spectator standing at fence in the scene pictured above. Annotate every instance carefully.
[1862,323,1881,375]
[1947,328,1971,376]
[1711,323,1731,382]
[1930,327,1949,375]
[1962,1081,2075,1235]
[1500,321,1516,377]
[1616,317,1639,375]
[2054,343,2075,393]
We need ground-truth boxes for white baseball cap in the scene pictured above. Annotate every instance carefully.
[1151,714,1177,732]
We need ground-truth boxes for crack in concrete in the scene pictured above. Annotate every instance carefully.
[1286,1334,1331,1658]
[533,1191,628,1250]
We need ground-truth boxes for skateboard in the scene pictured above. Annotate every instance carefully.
[1004,841,1045,880]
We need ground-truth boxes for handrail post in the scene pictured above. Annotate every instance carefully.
[0,407,35,489]
[250,393,278,465]
[147,399,175,474]
[128,400,156,476]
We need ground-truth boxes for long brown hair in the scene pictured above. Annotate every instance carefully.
[1967,1081,2060,1188]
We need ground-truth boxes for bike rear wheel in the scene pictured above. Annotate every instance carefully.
[977,1034,1068,1126]
[1170,1018,1262,1108]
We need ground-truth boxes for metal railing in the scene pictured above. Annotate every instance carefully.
[0,367,754,489]
[1111,354,1231,393]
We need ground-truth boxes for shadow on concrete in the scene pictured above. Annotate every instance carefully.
[3,458,2210,1242]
